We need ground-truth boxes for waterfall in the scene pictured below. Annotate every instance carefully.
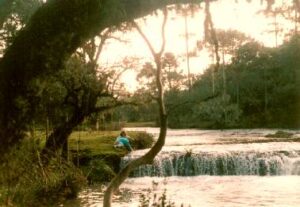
[121,150,300,177]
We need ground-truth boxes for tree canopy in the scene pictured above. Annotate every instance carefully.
[0,0,204,153]
[165,35,300,129]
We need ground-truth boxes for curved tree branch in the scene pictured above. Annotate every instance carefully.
[132,21,157,58]
[93,28,112,63]
[103,7,168,207]
[0,0,203,153]
[159,9,168,55]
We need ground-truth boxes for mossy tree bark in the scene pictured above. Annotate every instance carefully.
[0,0,203,154]
[103,8,169,207]
[41,31,112,162]
[42,111,85,161]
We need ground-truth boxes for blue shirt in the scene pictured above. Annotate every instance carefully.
[116,136,130,145]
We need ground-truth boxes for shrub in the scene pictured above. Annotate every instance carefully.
[0,139,87,206]
[84,159,116,184]
[129,131,155,150]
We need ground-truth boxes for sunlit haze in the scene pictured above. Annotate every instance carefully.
[99,0,294,92]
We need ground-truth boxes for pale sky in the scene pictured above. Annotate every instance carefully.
[99,0,294,92]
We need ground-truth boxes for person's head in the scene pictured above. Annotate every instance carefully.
[120,130,126,137]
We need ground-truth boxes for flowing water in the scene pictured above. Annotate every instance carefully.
[63,128,300,207]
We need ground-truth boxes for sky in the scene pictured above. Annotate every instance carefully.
[99,0,294,92]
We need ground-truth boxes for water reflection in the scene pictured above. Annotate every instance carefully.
[64,176,300,207]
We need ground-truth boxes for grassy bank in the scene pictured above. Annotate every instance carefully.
[69,131,125,156]
[68,130,154,184]
[0,130,154,206]
[68,130,154,157]
[0,140,86,207]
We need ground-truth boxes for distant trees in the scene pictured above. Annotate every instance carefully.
[259,0,300,45]
[166,35,300,129]
[208,29,251,124]
[137,52,187,92]
[118,30,300,129]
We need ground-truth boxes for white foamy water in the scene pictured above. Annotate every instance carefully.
[63,128,300,207]
[129,142,300,156]
[123,129,300,177]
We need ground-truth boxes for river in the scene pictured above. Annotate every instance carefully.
[63,128,300,207]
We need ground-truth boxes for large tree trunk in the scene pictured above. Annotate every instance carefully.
[0,0,203,154]
[41,112,85,162]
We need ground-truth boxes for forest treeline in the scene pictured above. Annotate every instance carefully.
[118,35,300,129]
[0,0,299,206]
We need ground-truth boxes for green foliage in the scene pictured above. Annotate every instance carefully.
[189,96,241,128]
[0,0,43,54]
[129,131,155,149]
[68,131,122,156]
[67,130,154,184]
[116,103,159,123]
[124,122,157,127]
[166,35,300,129]
[33,54,110,130]
[0,139,87,206]
[83,159,116,184]
[68,130,155,155]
